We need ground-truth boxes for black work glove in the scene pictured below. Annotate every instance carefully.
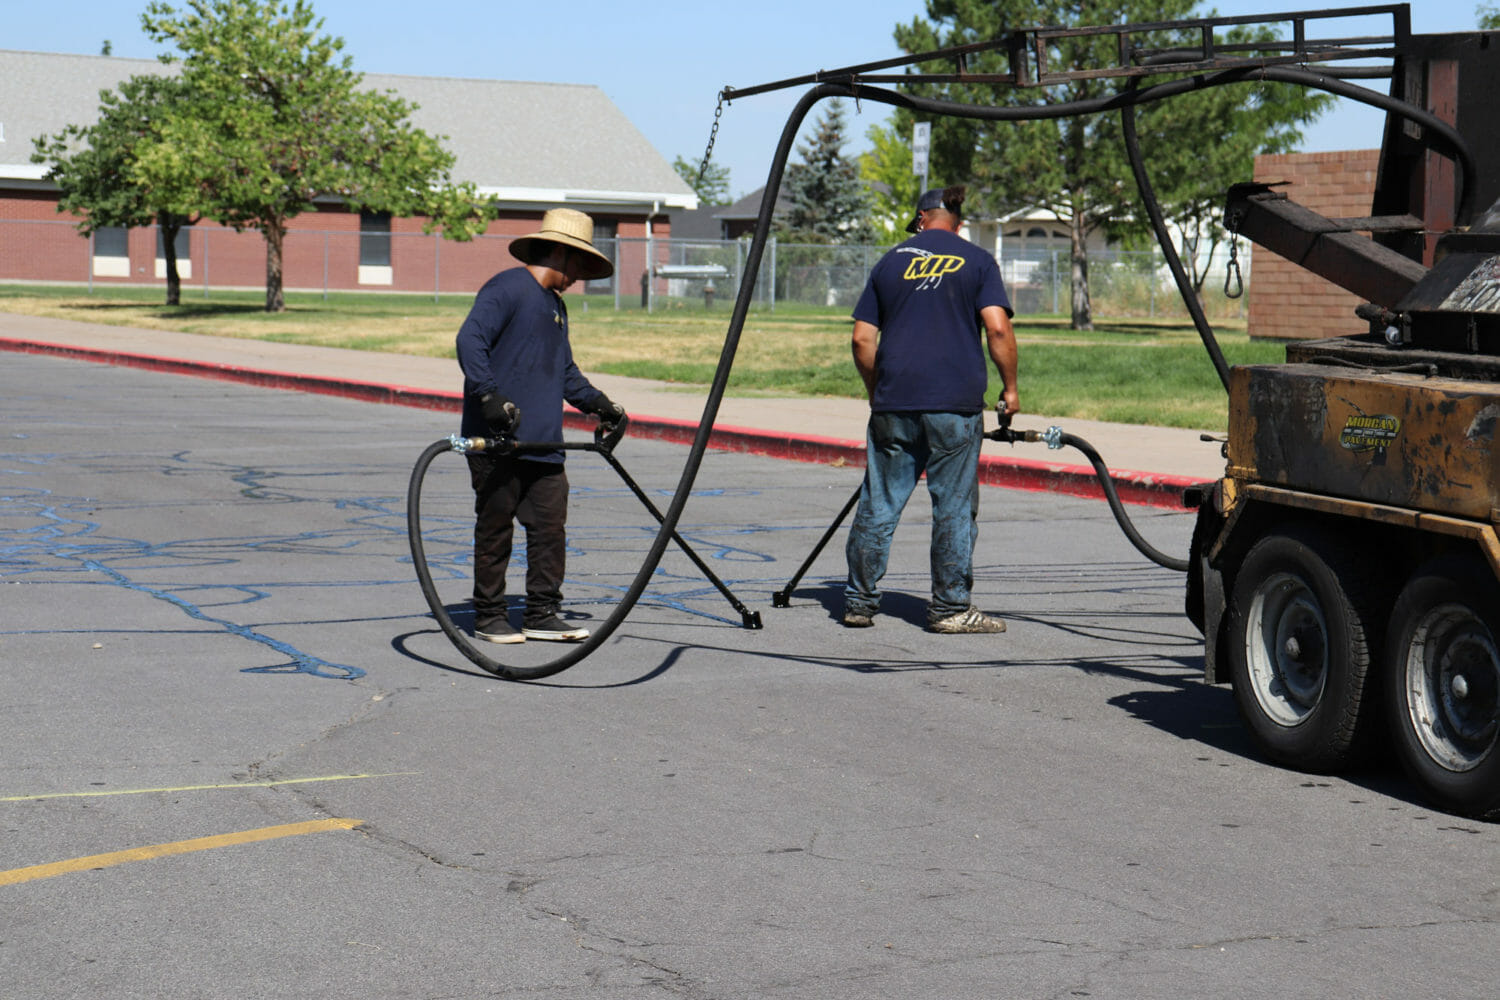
[480,392,520,435]
[588,393,626,424]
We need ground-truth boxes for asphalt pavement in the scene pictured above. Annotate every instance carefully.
[1,344,1497,998]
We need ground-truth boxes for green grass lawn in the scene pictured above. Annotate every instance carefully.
[0,284,1285,430]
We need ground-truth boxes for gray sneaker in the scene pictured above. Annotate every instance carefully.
[927,607,1006,634]
[842,610,875,628]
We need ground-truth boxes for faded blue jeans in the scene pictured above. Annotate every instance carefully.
[844,411,983,622]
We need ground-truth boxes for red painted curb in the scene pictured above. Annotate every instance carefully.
[1,336,1207,509]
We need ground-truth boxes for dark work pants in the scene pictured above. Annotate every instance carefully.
[466,454,569,629]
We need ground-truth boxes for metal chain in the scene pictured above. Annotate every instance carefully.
[1223,233,1244,300]
[695,92,726,188]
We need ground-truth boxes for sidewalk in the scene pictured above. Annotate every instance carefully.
[0,312,1227,508]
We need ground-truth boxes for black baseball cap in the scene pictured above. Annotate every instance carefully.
[906,188,946,233]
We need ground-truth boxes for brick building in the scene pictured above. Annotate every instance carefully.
[1246,149,1381,340]
[0,50,695,297]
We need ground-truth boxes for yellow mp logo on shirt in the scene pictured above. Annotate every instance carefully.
[903,254,965,283]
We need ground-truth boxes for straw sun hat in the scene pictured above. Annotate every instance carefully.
[509,208,615,280]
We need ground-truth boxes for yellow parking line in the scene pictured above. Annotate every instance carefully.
[0,773,417,802]
[0,818,362,887]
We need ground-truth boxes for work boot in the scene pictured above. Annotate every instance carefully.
[927,607,1006,634]
[842,609,875,628]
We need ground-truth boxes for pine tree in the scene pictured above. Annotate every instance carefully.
[672,155,732,206]
[780,100,873,244]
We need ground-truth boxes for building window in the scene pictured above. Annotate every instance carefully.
[155,226,192,279]
[92,226,130,277]
[358,210,392,285]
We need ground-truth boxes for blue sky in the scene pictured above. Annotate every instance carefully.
[10,1,1493,200]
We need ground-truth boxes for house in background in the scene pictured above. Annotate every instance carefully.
[666,204,727,242]
[995,208,1068,257]
[0,50,696,295]
[698,187,792,240]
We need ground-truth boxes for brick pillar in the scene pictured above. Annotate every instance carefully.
[1247,149,1381,340]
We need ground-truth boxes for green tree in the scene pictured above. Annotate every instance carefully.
[780,99,873,244]
[1480,4,1500,28]
[893,2,1328,328]
[32,73,199,305]
[672,155,732,206]
[857,120,924,246]
[138,0,496,312]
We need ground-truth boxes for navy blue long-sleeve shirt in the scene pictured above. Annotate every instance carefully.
[455,267,605,463]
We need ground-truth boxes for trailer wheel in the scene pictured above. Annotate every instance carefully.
[1386,557,1500,819]
[1227,530,1378,771]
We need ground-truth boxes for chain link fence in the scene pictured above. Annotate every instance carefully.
[1000,246,1249,320]
[0,218,1249,319]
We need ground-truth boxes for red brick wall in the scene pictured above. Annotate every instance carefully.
[1248,150,1380,340]
[0,192,662,298]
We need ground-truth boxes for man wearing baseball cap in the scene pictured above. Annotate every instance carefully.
[843,185,1019,634]
[455,208,625,644]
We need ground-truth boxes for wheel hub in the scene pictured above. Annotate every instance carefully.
[1247,574,1329,725]
[1452,672,1470,700]
[1436,632,1497,746]
[1407,605,1500,771]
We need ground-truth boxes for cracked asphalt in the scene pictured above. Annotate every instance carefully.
[3,351,1498,998]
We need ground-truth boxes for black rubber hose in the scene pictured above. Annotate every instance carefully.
[406,438,515,676]
[407,436,761,679]
[808,66,1474,225]
[1258,65,1476,225]
[1058,431,1190,572]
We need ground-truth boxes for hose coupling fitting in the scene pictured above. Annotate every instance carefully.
[1043,426,1065,450]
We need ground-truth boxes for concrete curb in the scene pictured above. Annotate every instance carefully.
[1,336,1206,509]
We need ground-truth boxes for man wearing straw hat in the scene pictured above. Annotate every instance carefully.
[456,208,625,644]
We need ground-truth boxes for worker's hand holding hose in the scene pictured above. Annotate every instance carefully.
[996,387,1019,428]
[480,392,520,436]
[587,393,626,430]
[989,391,1026,444]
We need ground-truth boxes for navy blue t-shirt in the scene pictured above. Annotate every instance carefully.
[851,229,1011,413]
[455,267,604,462]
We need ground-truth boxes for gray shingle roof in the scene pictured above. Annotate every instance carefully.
[0,50,693,207]
[715,185,790,221]
[0,51,169,178]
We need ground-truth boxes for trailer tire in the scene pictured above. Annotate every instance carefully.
[1226,529,1379,772]
[1386,557,1500,820]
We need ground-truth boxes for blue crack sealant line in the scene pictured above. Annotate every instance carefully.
[80,558,365,680]
[2,485,364,681]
